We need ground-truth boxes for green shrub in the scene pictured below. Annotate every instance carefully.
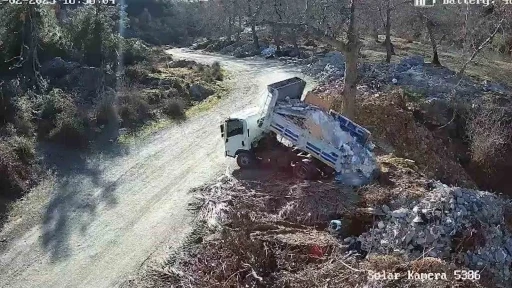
[49,108,88,148]
[13,94,36,136]
[117,89,152,128]
[95,90,120,126]
[202,61,223,83]
[38,89,89,147]
[7,135,35,164]
[123,38,150,66]
[124,64,150,83]
[162,98,186,120]
[0,136,37,199]
[211,61,223,81]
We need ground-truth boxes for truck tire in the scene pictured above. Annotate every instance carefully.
[236,151,255,169]
[293,162,315,180]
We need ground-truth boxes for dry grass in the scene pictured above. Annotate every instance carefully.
[190,174,358,228]
[467,95,512,171]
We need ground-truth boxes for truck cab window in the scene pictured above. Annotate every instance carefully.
[226,120,244,137]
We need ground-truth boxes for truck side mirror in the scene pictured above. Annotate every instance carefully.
[220,124,224,138]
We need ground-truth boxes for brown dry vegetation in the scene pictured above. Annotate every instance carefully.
[126,170,489,288]
[355,89,476,189]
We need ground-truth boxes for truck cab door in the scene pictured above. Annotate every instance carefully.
[225,119,246,157]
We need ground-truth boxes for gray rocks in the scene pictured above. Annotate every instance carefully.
[378,221,385,229]
[302,51,345,83]
[189,83,215,101]
[505,238,512,255]
[358,182,512,286]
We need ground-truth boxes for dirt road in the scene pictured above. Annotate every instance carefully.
[0,49,313,288]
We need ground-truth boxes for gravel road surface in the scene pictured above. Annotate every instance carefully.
[0,49,313,288]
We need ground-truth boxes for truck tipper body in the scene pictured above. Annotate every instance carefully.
[221,77,377,182]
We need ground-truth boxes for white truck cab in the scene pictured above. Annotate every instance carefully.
[220,107,264,164]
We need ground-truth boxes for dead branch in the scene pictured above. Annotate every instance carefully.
[458,19,504,75]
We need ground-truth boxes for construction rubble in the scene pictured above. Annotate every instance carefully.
[302,51,346,83]
[299,52,512,101]
[351,181,512,285]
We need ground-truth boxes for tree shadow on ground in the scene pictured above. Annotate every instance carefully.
[38,132,129,261]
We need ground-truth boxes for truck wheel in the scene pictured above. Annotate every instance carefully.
[293,162,314,180]
[236,151,255,169]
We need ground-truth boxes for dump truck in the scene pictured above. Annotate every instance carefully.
[220,77,377,182]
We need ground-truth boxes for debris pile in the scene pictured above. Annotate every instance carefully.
[302,51,345,83]
[192,174,358,227]
[353,182,512,284]
[300,52,511,101]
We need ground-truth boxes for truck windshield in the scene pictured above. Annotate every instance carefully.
[226,119,244,137]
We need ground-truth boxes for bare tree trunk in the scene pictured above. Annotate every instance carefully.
[251,23,259,50]
[273,0,283,51]
[372,26,380,43]
[227,16,233,41]
[247,0,259,51]
[291,28,299,56]
[426,19,441,66]
[342,0,359,119]
[237,14,242,42]
[384,0,392,63]
[272,25,281,51]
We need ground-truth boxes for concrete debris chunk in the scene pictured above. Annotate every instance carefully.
[390,208,409,218]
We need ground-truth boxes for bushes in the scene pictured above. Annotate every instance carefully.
[467,98,512,170]
[117,88,152,128]
[8,136,36,164]
[95,90,120,126]
[125,64,151,83]
[123,39,150,66]
[0,135,37,200]
[200,61,223,83]
[162,97,186,120]
[38,89,89,147]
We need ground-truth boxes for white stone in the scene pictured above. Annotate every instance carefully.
[390,208,409,218]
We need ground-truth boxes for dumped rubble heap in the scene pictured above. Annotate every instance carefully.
[162,163,508,287]
[355,182,512,284]
[301,53,512,100]
[302,51,345,83]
